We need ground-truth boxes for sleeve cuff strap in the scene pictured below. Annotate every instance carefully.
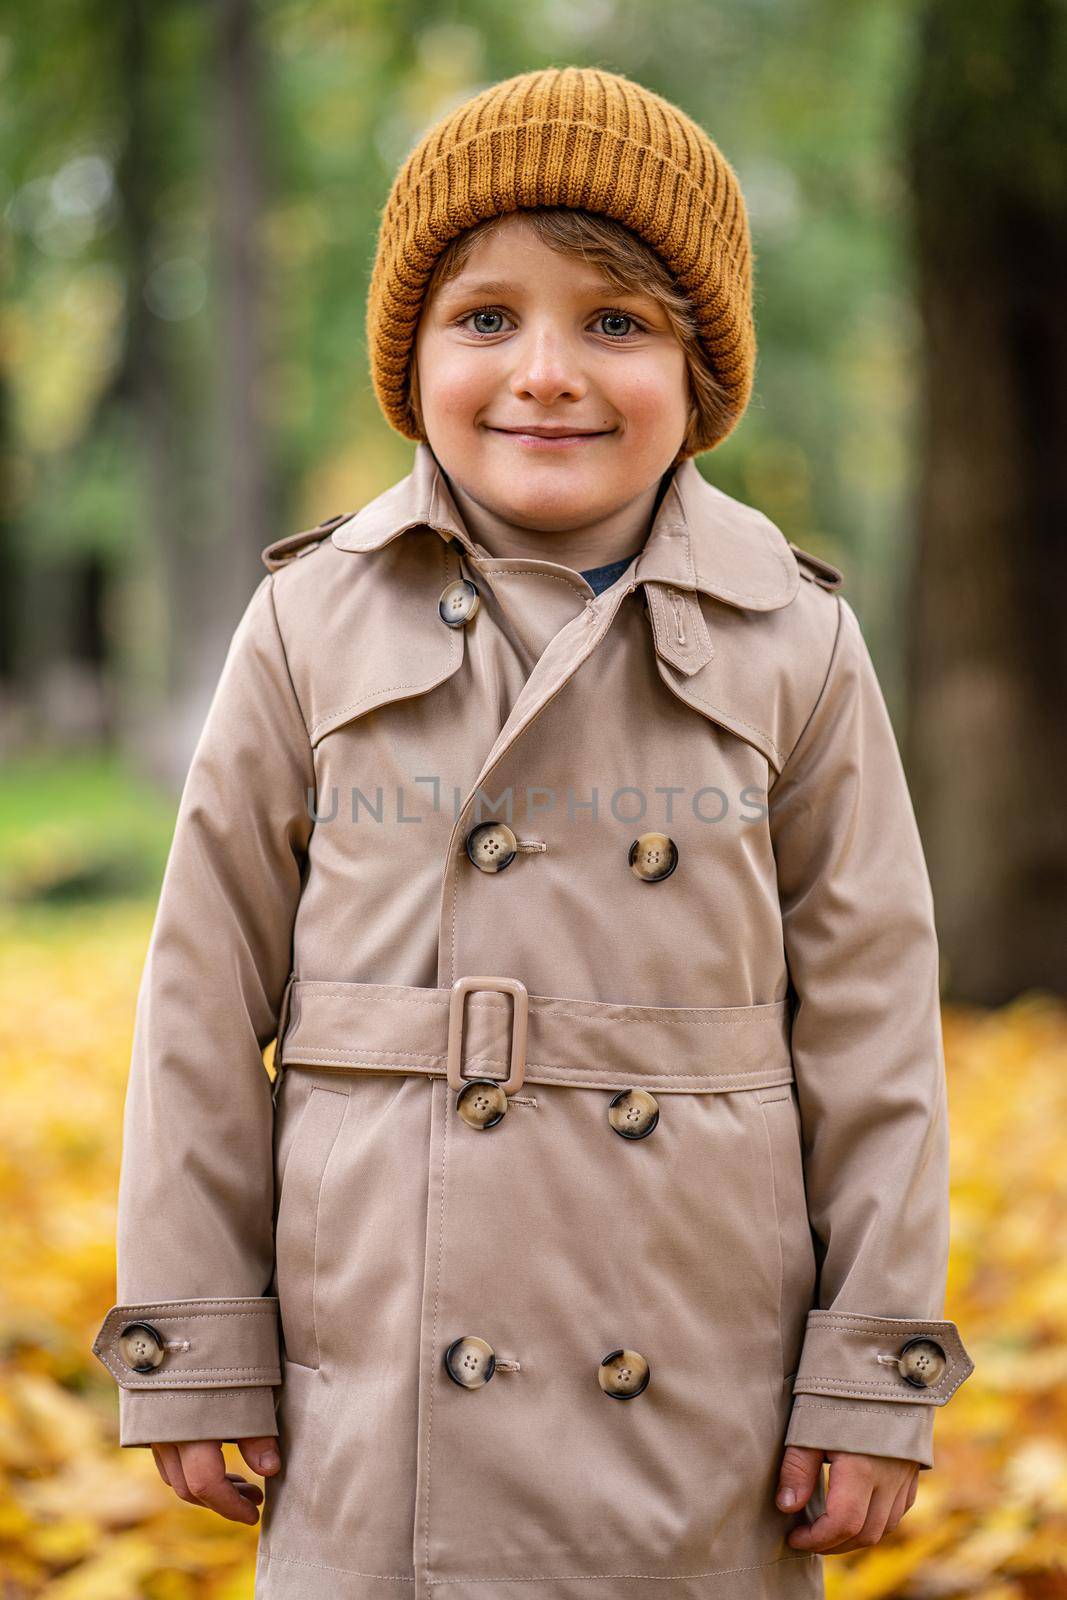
[92,1297,281,1390]
[792,1310,974,1405]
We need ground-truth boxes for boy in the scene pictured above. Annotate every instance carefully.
[93,65,974,1598]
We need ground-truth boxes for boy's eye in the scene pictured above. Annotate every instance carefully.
[465,308,508,335]
[456,307,647,339]
[597,311,641,338]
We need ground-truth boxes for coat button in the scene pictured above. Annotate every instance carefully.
[444,1334,496,1388]
[598,1348,650,1399]
[465,820,518,873]
[119,1321,166,1372]
[898,1336,948,1388]
[456,1078,509,1129]
[608,1088,659,1139]
[628,832,678,882]
[439,578,481,628]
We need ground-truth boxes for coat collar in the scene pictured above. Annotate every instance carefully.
[331,441,799,613]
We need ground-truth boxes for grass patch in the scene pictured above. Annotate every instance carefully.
[0,751,176,905]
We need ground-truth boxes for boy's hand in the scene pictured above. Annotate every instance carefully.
[775,1444,919,1552]
[150,1436,281,1524]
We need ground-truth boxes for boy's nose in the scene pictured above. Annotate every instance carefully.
[507,343,589,400]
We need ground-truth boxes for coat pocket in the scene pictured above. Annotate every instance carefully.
[274,1084,349,1370]
[756,1086,818,1381]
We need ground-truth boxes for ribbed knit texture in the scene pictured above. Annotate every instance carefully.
[365,66,755,455]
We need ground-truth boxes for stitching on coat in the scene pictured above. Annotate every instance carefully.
[804,1317,959,1334]
[119,1388,283,1401]
[796,1372,969,1400]
[425,1079,448,1572]
[104,1306,276,1318]
[448,845,459,986]
[424,1555,818,1583]
[261,1549,817,1582]
[99,1359,278,1380]
[789,1398,924,1417]
[757,1100,788,1383]
[260,1550,413,1580]
[477,565,594,594]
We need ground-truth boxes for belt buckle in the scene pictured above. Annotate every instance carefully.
[447,976,529,1096]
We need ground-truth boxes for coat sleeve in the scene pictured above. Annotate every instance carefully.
[91,572,313,1447]
[768,592,974,1470]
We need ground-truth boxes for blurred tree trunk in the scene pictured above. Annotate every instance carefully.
[903,0,1067,1004]
[106,0,270,785]
[112,0,199,703]
[213,0,271,618]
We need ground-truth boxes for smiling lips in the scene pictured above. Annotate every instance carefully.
[489,424,610,446]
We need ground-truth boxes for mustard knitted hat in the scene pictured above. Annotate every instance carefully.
[365,65,755,455]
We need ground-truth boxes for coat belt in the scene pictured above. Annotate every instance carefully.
[274,976,795,1096]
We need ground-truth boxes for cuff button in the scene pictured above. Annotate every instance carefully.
[119,1321,166,1372]
[898,1336,947,1388]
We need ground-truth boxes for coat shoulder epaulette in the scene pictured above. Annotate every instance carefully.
[787,540,845,591]
[260,511,354,572]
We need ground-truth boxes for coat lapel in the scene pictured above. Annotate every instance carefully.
[305,442,810,773]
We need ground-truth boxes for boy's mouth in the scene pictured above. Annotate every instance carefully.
[487,424,612,448]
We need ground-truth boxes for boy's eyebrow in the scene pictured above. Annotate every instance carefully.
[440,278,522,299]
[438,276,655,304]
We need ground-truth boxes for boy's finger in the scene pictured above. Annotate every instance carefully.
[885,1478,912,1534]
[237,1435,282,1475]
[775,1444,822,1511]
[839,1483,895,1550]
[226,1473,265,1506]
[177,1441,259,1524]
[786,1470,874,1552]
[162,1446,196,1505]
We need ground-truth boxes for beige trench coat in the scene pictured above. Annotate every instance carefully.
[93,441,974,1599]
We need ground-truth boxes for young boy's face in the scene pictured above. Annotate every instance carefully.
[412,214,691,532]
